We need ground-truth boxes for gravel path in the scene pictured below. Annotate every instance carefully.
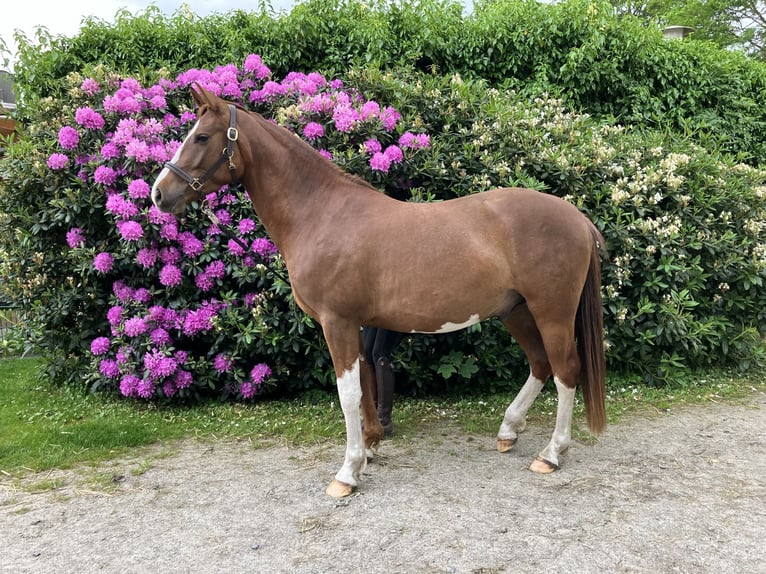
[2,391,764,573]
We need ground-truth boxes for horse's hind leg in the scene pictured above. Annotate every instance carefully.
[497,304,552,452]
[528,318,581,474]
[359,345,383,459]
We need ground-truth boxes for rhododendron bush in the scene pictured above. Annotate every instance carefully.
[8,56,431,399]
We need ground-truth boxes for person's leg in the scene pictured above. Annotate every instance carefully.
[371,330,403,436]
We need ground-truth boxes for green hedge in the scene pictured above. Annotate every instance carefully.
[10,0,766,162]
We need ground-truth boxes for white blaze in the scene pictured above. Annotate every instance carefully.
[151,120,199,206]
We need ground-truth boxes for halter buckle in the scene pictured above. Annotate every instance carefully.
[227,127,239,142]
[189,178,204,192]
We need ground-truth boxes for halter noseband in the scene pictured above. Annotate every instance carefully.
[163,104,240,199]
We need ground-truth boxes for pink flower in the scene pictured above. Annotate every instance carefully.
[364,139,382,155]
[163,381,177,397]
[149,95,167,110]
[117,220,144,241]
[182,306,216,336]
[205,260,226,279]
[399,132,416,148]
[160,246,181,265]
[243,54,262,72]
[238,219,256,234]
[66,227,86,248]
[241,363,271,398]
[99,359,121,378]
[120,374,140,397]
[127,179,151,199]
[81,78,100,95]
[75,107,105,129]
[124,317,149,337]
[113,280,133,301]
[150,328,172,346]
[303,122,324,140]
[333,105,359,133]
[369,152,391,173]
[228,238,246,256]
[214,353,233,373]
[380,107,401,131]
[178,232,204,257]
[384,145,403,163]
[125,139,151,162]
[100,142,121,160]
[244,54,271,79]
[251,238,278,259]
[94,252,114,273]
[251,363,271,384]
[134,288,151,303]
[107,306,123,325]
[144,349,179,380]
[159,264,183,287]
[360,100,380,120]
[160,221,179,241]
[47,153,69,170]
[137,247,159,268]
[195,272,213,291]
[174,370,193,389]
[214,209,232,226]
[148,206,176,225]
[106,194,138,219]
[94,166,117,185]
[58,126,79,149]
[90,337,111,356]
[136,379,156,399]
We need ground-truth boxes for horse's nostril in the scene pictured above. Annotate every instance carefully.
[152,188,162,207]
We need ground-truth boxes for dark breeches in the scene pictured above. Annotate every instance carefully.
[363,327,403,365]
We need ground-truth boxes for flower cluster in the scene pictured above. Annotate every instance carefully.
[46,55,431,401]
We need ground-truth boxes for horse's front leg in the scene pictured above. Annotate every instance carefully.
[497,371,545,452]
[322,322,381,498]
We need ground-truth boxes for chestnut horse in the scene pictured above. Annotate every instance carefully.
[152,86,607,498]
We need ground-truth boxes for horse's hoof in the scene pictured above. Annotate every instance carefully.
[497,438,517,453]
[529,456,559,474]
[326,479,354,498]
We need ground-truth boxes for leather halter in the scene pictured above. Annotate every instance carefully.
[163,104,240,199]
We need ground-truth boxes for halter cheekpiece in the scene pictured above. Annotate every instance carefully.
[163,104,240,199]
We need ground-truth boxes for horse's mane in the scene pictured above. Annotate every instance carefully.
[241,106,379,193]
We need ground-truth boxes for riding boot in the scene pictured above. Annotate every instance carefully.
[375,357,396,437]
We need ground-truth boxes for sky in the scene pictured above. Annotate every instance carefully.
[0,0,298,70]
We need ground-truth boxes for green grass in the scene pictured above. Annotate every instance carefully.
[1,357,764,478]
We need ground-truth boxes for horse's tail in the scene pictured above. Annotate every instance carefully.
[576,221,607,435]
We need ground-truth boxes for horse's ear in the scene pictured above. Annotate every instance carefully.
[191,83,207,107]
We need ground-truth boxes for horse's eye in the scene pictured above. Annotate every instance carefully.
[195,134,209,143]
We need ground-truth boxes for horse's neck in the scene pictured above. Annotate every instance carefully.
[238,113,362,256]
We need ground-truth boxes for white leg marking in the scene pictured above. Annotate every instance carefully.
[411,313,481,334]
[334,358,366,488]
[497,371,545,442]
[151,121,199,205]
[538,376,575,467]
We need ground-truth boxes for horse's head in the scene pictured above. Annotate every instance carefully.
[152,85,241,215]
